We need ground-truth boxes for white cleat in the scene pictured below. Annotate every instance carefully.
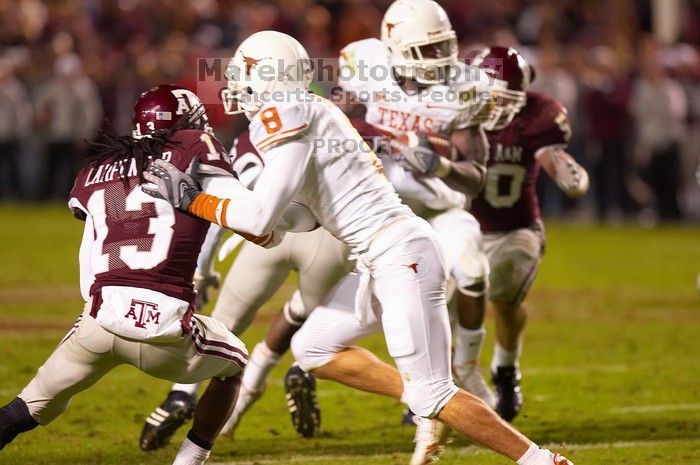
[219,383,264,438]
[409,417,450,465]
[453,363,496,409]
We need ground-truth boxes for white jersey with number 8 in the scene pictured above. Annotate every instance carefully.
[246,94,412,255]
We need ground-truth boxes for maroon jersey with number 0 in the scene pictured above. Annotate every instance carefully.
[471,91,570,232]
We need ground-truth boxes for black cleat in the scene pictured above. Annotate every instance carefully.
[284,365,320,438]
[139,391,196,451]
[492,366,523,422]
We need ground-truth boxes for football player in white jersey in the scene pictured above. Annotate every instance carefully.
[139,132,350,449]
[337,0,497,426]
[142,30,573,465]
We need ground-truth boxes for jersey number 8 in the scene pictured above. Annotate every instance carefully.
[261,107,283,134]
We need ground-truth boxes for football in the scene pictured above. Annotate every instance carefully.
[391,131,457,161]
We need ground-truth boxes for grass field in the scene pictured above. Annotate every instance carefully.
[0,204,699,465]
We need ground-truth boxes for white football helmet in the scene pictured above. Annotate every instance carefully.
[222,30,313,119]
[380,0,457,85]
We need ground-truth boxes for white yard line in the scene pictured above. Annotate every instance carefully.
[211,438,700,465]
[611,403,700,414]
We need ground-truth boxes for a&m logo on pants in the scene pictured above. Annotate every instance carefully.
[125,300,161,329]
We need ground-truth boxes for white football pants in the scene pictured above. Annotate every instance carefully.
[212,227,351,333]
[291,216,459,418]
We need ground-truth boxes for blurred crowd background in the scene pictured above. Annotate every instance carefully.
[0,0,698,223]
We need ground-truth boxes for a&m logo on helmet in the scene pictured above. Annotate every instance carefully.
[170,88,202,116]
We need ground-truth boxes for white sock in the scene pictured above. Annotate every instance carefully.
[172,437,211,465]
[453,326,485,367]
[491,342,521,372]
[172,383,199,396]
[517,442,556,465]
[241,342,281,392]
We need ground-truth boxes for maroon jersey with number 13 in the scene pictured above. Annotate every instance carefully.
[68,129,233,305]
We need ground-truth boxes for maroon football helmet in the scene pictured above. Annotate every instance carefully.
[469,47,534,130]
[132,84,212,137]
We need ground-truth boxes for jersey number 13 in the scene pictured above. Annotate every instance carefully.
[86,185,175,273]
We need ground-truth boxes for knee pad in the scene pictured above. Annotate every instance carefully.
[454,250,490,297]
[402,377,459,418]
[290,327,335,372]
[488,233,541,305]
[283,290,309,327]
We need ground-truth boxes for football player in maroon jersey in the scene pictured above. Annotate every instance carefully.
[0,85,252,465]
[469,47,589,421]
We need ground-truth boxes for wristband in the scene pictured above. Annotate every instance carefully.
[435,157,452,178]
[188,193,231,228]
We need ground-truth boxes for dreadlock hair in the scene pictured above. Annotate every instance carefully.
[85,108,207,182]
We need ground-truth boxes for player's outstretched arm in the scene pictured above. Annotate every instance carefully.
[537,147,589,198]
[196,139,313,235]
[143,140,315,237]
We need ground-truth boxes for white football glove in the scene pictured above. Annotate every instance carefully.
[193,271,221,311]
[551,151,589,198]
[142,159,201,210]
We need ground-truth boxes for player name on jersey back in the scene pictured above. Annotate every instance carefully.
[82,154,172,187]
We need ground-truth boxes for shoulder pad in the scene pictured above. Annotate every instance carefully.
[250,101,310,152]
[524,92,571,146]
[170,129,233,176]
[338,38,388,93]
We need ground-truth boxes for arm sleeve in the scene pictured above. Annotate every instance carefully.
[197,138,313,236]
[78,215,96,302]
[195,223,226,276]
